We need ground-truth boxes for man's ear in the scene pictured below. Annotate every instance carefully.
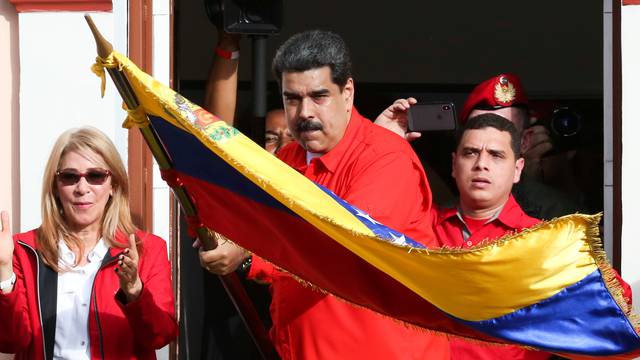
[520,128,533,154]
[513,157,525,184]
[342,78,354,111]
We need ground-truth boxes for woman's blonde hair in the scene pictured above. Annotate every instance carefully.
[38,126,137,271]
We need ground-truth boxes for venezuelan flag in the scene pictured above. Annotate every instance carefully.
[93,51,640,358]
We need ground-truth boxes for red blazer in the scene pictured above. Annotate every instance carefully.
[0,229,178,360]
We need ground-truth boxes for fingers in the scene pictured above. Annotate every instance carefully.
[524,143,553,165]
[527,125,550,139]
[192,238,202,248]
[127,234,139,260]
[198,241,246,275]
[406,132,422,142]
[525,136,553,159]
[118,253,136,271]
[390,98,417,111]
[527,135,552,152]
[522,126,553,159]
[0,211,14,269]
[115,253,143,301]
[198,247,226,272]
[0,211,8,234]
[115,253,137,280]
[115,234,140,282]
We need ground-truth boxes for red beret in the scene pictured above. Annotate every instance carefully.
[460,73,528,123]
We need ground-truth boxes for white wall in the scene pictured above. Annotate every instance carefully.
[152,0,171,247]
[18,11,127,231]
[152,0,172,359]
[621,5,640,314]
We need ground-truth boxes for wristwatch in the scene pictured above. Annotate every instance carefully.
[0,272,16,293]
[236,255,252,277]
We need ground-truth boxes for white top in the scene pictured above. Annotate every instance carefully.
[306,151,322,165]
[53,239,108,360]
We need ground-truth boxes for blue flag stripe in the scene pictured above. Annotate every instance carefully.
[457,269,640,355]
[151,116,295,215]
[315,184,426,248]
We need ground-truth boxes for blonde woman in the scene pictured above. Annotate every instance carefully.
[0,127,177,359]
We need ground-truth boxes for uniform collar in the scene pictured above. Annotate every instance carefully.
[439,194,525,230]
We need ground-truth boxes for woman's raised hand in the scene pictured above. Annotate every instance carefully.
[0,211,14,273]
[115,233,143,302]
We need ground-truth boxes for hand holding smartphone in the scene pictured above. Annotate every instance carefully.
[407,102,457,132]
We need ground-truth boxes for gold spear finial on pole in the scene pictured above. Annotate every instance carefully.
[84,14,113,59]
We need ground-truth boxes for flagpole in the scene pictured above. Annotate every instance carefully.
[84,15,278,360]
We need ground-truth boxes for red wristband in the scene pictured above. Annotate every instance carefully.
[215,46,240,60]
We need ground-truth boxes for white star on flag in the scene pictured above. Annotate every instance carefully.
[353,207,381,225]
[389,232,407,246]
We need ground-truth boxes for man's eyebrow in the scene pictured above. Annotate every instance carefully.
[265,130,279,135]
[460,146,480,152]
[309,89,330,97]
[282,91,301,98]
[487,148,507,156]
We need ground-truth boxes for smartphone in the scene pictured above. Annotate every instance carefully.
[407,102,457,132]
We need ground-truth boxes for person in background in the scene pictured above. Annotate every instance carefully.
[263,109,293,154]
[377,109,632,358]
[459,73,585,219]
[432,113,551,358]
[376,73,585,220]
[204,31,293,155]
[0,127,177,360]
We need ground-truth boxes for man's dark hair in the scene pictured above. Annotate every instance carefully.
[272,30,352,88]
[456,113,522,157]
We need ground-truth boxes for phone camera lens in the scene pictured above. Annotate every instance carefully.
[442,105,451,111]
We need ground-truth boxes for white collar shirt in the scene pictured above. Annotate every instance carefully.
[53,239,108,360]
[306,151,322,165]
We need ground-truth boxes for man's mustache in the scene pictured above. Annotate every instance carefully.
[296,120,323,133]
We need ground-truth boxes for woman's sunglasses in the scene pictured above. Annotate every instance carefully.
[55,169,112,186]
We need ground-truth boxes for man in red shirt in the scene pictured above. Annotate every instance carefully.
[433,112,551,359]
[200,30,449,359]
[376,73,584,221]
[378,108,631,358]
[373,70,635,358]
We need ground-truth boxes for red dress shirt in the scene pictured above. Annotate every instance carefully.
[249,108,448,360]
[433,195,539,249]
[432,195,550,359]
[432,195,633,359]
